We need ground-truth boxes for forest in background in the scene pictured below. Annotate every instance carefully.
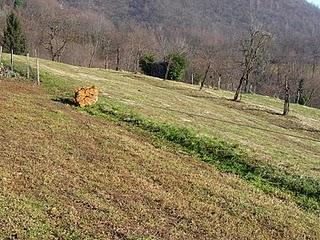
[1,0,320,107]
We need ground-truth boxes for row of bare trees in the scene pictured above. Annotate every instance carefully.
[195,25,320,114]
[1,0,320,111]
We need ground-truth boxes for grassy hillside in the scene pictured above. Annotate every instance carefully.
[5,54,320,179]
[1,54,320,238]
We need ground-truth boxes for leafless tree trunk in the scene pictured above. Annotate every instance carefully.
[135,50,141,72]
[234,74,247,101]
[200,63,211,91]
[296,88,302,104]
[41,26,70,62]
[283,77,290,116]
[305,89,315,106]
[116,47,120,71]
[311,53,318,79]
[244,77,250,93]
[104,55,109,69]
[88,39,99,68]
[233,26,271,101]
[164,56,172,80]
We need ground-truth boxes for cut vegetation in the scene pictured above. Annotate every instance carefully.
[0,54,320,239]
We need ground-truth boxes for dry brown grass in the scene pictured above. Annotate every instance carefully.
[0,79,319,239]
[4,54,320,180]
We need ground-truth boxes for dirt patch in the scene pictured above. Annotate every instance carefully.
[0,78,42,96]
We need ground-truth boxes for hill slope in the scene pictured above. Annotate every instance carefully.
[1,55,320,238]
[62,0,320,38]
[7,54,320,180]
[1,81,319,239]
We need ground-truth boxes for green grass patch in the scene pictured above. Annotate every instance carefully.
[83,100,320,214]
[1,56,76,95]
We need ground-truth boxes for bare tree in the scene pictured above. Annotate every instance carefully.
[16,0,320,108]
[41,25,70,61]
[87,22,104,68]
[199,62,211,90]
[100,37,112,69]
[155,27,189,80]
[39,8,75,61]
[283,76,290,115]
[234,27,271,101]
[116,47,120,71]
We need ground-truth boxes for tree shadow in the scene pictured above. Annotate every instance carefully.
[187,94,220,100]
[244,107,283,116]
[223,98,283,116]
[148,104,320,143]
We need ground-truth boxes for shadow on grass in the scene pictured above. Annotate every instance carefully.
[84,102,320,213]
[52,97,77,107]
[224,98,284,116]
[244,107,283,116]
[143,104,320,143]
[187,94,220,100]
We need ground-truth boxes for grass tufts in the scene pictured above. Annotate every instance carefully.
[83,100,320,213]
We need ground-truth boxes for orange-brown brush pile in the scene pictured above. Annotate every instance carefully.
[74,86,99,107]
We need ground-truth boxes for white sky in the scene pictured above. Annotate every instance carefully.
[307,0,320,6]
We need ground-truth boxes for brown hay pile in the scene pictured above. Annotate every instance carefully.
[74,86,99,107]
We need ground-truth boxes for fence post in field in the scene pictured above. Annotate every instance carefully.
[217,74,221,90]
[27,53,30,79]
[0,46,2,64]
[36,58,40,85]
[10,49,13,71]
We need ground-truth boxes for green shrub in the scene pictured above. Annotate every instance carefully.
[139,54,155,75]
[14,0,25,8]
[167,53,187,81]
[139,52,187,81]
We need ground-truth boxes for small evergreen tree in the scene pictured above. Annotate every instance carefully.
[167,53,187,81]
[139,54,155,75]
[3,12,27,55]
[139,53,187,81]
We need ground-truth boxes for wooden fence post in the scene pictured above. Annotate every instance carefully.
[217,74,221,90]
[0,46,2,64]
[191,73,194,85]
[10,49,13,71]
[36,58,40,85]
[27,53,30,79]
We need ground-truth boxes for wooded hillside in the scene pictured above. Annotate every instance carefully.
[1,0,320,107]
[62,0,320,38]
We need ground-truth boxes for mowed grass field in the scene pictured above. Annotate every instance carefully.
[5,54,320,179]
[0,54,320,239]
